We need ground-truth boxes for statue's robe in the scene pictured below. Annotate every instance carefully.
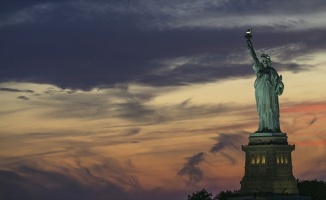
[253,62,284,132]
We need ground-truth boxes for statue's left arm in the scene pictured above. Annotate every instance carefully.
[276,75,284,95]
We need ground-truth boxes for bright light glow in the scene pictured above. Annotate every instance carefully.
[262,155,266,164]
[256,154,261,164]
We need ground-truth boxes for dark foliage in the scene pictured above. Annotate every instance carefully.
[187,189,239,200]
[187,189,213,200]
[297,179,326,200]
[188,179,326,200]
[214,190,239,200]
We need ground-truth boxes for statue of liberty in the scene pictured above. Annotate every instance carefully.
[245,29,284,133]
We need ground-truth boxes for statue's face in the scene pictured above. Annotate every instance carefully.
[262,58,270,68]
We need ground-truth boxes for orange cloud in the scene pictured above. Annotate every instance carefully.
[282,101,326,114]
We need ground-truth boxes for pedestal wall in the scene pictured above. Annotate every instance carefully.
[239,133,299,197]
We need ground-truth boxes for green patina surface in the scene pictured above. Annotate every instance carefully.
[246,29,284,133]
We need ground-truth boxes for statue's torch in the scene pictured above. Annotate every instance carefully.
[245,29,252,40]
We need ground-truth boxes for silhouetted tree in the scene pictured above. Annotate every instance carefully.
[297,179,326,200]
[214,190,239,200]
[187,189,240,200]
[187,179,326,200]
[187,189,213,200]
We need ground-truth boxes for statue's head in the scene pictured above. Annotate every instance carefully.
[261,54,271,67]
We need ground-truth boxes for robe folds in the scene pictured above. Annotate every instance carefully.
[253,62,284,133]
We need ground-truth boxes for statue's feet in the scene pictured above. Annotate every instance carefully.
[255,128,282,133]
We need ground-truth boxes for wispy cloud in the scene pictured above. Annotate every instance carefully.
[210,133,246,153]
[20,84,242,124]
[0,87,34,93]
[0,131,142,198]
[0,164,187,200]
[210,132,247,165]
[119,0,326,31]
[0,166,130,200]
[0,2,56,26]
[178,152,205,185]
[122,128,141,137]
[6,0,325,31]
[17,96,29,100]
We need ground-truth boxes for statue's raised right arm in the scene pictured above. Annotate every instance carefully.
[245,29,259,65]
[247,40,258,62]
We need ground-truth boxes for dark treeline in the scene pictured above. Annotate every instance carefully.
[187,188,238,200]
[187,179,326,200]
[297,179,326,200]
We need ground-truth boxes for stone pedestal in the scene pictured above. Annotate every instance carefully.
[238,132,304,198]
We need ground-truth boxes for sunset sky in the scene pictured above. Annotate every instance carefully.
[1,1,326,200]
